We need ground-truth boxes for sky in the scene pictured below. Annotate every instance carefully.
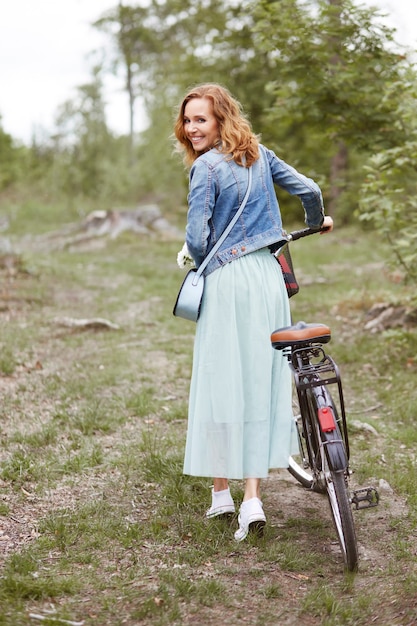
[1,0,416,144]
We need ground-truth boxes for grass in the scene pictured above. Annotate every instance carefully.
[1,220,417,624]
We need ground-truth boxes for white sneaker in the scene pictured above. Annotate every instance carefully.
[234,497,266,541]
[206,487,235,518]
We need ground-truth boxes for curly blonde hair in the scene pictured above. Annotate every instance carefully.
[174,83,259,168]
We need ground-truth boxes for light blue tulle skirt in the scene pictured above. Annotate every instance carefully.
[183,248,298,479]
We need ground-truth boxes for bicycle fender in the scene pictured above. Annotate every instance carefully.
[317,403,348,471]
[323,431,347,471]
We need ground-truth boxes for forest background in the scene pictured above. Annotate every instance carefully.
[1,0,417,283]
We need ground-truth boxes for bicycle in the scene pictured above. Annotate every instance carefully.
[270,227,379,572]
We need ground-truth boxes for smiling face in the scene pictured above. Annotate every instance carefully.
[183,97,220,153]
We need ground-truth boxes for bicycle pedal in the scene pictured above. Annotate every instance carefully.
[351,487,379,510]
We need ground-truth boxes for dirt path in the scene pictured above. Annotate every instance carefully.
[0,345,413,625]
[1,246,417,625]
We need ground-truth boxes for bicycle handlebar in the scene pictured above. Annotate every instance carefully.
[270,226,329,253]
[287,226,330,241]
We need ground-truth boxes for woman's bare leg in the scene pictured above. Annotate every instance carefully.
[243,478,261,501]
[213,477,229,492]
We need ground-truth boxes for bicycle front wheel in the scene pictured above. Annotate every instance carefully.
[288,389,326,493]
[325,469,358,572]
[288,414,315,489]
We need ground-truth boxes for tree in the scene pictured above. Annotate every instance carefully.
[253,0,414,215]
[359,74,417,285]
[50,66,132,204]
[0,118,28,190]
[94,2,164,164]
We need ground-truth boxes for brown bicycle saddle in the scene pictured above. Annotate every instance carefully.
[271,321,331,350]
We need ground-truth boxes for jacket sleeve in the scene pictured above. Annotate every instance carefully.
[266,148,325,229]
[185,159,216,267]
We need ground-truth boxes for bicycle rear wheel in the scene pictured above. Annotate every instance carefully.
[289,386,358,570]
[312,389,358,571]
[325,469,358,571]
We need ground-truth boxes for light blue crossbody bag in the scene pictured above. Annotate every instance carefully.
[173,166,252,322]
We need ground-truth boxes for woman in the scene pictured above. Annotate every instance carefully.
[174,83,333,541]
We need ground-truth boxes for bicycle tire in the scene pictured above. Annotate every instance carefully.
[288,414,315,489]
[325,469,358,571]
[307,387,358,570]
[288,384,358,570]
[311,387,358,570]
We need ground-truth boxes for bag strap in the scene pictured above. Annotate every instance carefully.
[194,166,253,280]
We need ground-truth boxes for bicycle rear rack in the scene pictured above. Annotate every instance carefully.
[290,346,350,461]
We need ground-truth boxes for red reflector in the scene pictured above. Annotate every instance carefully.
[318,406,336,432]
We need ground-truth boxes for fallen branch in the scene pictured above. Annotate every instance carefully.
[29,614,84,626]
[52,317,120,331]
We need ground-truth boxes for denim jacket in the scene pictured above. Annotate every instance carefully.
[185,144,324,276]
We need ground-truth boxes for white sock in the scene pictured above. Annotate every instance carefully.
[213,487,230,497]
[212,487,233,505]
[241,497,262,509]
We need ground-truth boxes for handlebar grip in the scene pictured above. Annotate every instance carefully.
[289,226,329,241]
[269,225,330,253]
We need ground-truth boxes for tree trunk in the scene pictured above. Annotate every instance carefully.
[327,0,346,216]
[118,0,135,167]
[328,141,348,216]
[126,62,135,167]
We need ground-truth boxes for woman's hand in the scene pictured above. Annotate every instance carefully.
[177,242,195,268]
[320,215,334,233]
